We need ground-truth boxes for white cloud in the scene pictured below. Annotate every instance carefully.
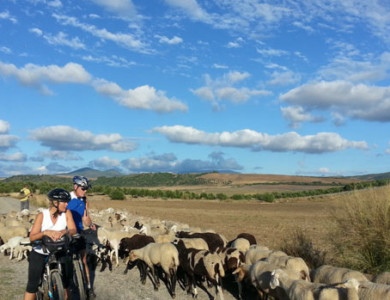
[280,80,390,122]
[0,152,26,162]
[90,0,137,17]
[151,125,368,154]
[267,70,301,86]
[52,14,150,53]
[90,156,120,168]
[30,125,137,152]
[0,10,17,24]
[281,106,324,128]
[155,35,183,45]
[257,48,289,57]
[0,135,19,149]
[0,61,91,95]
[191,71,270,107]
[42,31,86,49]
[0,46,11,54]
[92,79,188,112]
[0,120,10,134]
[164,0,211,23]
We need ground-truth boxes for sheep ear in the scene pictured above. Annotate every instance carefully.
[232,267,241,275]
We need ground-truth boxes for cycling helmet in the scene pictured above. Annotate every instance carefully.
[72,175,91,190]
[47,188,71,203]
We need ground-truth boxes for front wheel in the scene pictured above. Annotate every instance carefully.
[50,271,65,300]
[73,260,87,300]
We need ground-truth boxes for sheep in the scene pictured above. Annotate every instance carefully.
[175,240,225,300]
[13,244,32,261]
[264,255,311,281]
[357,280,390,299]
[175,231,225,252]
[311,265,369,284]
[270,268,360,300]
[372,271,390,284]
[229,238,251,253]
[233,260,306,300]
[119,234,155,275]
[0,225,29,242]
[0,236,24,259]
[216,247,245,273]
[128,242,179,298]
[97,226,134,267]
[173,237,209,251]
[227,233,257,247]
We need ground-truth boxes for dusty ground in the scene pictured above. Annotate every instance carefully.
[0,190,348,300]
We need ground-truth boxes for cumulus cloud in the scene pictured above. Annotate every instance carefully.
[0,135,19,149]
[89,156,120,169]
[151,125,368,154]
[0,120,10,134]
[30,125,137,152]
[0,61,91,95]
[92,79,188,112]
[280,80,390,123]
[191,71,270,108]
[121,151,243,173]
[281,106,324,128]
[0,152,26,162]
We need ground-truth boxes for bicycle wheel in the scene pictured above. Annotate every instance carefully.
[73,260,87,300]
[36,276,49,300]
[50,271,65,300]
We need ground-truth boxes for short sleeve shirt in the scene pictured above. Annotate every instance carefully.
[67,191,86,233]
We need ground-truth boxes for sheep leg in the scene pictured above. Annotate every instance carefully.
[169,268,177,298]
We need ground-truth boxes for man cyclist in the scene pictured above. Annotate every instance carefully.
[67,175,96,298]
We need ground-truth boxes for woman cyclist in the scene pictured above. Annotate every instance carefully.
[24,188,77,300]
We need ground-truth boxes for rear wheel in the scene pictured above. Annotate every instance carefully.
[73,259,87,300]
[50,271,65,300]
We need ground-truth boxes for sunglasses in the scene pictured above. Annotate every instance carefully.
[79,186,88,191]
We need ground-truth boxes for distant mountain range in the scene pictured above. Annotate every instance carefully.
[63,167,123,178]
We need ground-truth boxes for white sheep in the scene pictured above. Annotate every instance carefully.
[128,242,179,298]
[230,238,251,253]
[270,268,360,300]
[372,271,390,285]
[357,280,390,299]
[0,225,29,242]
[173,237,209,250]
[97,226,134,267]
[265,255,311,281]
[0,236,24,259]
[311,265,369,284]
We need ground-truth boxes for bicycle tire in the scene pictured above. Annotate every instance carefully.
[50,271,65,300]
[36,276,49,300]
[73,260,87,300]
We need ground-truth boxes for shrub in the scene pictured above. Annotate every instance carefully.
[109,189,125,200]
[330,185,390,274]
[280,228,326,269]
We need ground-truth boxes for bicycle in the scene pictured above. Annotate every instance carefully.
[70,233,88,300]
[22,235,70,300]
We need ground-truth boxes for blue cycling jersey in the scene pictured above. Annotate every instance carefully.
[67,196,86,233]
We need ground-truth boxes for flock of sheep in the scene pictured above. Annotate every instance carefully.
[1,206,390,299]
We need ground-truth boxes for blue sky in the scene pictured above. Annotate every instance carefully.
[1,0,390,177]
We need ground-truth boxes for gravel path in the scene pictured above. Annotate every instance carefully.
[0,197,241,300]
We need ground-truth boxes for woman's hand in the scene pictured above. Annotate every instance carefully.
[44,230,66,241]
